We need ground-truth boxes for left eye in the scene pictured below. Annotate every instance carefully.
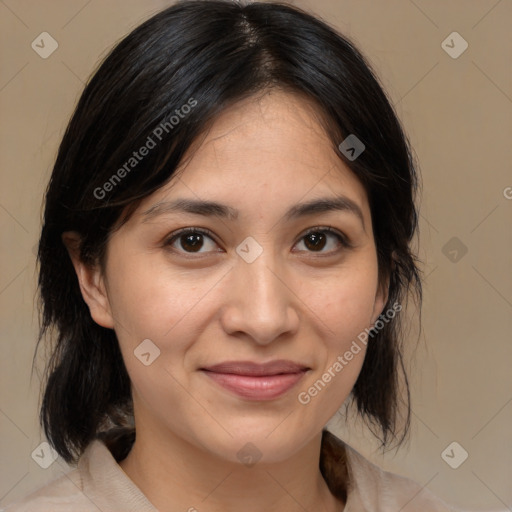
[293,227,349,253]
[164,227,349,255]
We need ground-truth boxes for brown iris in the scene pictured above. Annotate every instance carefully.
[303,232,327,251]
[180,233,204,252]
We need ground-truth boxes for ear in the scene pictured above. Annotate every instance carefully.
[371,272,390,326]
[62,231,115,329]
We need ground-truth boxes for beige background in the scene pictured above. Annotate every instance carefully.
[1,0,511,510]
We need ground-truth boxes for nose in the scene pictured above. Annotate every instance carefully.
[220,248,300,346]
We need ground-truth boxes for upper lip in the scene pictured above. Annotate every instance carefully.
[201,360,309,376]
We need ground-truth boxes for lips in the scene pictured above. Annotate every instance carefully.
[200,360,310,400]
[201,360,309,376]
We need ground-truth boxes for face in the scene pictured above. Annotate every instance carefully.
[71,89,387,465]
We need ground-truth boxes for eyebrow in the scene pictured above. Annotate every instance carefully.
[142,195,365,230]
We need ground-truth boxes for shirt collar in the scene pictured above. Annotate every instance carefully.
[78,428,357,511]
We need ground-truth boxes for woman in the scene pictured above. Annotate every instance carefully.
[4,1,459,510]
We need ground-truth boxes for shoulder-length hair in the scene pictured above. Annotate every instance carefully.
[35,0,422,464]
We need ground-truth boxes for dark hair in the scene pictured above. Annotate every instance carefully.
[35,0,422,464]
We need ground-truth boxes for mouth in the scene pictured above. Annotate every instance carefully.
[199,360,310,401]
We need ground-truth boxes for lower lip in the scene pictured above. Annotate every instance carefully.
[201,370,307,400]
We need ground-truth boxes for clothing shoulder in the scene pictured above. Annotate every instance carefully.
[1,438,155,512]
[1,467,94,512]
[343,439,464,511]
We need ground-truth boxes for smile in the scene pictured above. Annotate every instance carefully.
[200,360,310,401]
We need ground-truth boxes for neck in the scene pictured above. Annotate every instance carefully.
[118,423,345,512]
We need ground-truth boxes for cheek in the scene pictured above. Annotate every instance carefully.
[104,255,224,395]
[296,272,375,421]
[105,252,215,340]
[306,262,379,342]
[301,258,378,401]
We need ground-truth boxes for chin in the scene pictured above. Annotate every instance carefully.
[198,422,314,466]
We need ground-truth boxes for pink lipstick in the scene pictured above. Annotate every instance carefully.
[200,360,309,401]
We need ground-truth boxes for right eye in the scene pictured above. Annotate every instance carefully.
[163,227,222,255]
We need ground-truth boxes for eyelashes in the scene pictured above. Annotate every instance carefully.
[295,226,353,253]
[164,227,220,255]
[163,225,353,257]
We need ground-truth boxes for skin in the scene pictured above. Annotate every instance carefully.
[64,89,388,512]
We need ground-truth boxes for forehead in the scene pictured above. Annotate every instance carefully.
[137,89,370,221]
